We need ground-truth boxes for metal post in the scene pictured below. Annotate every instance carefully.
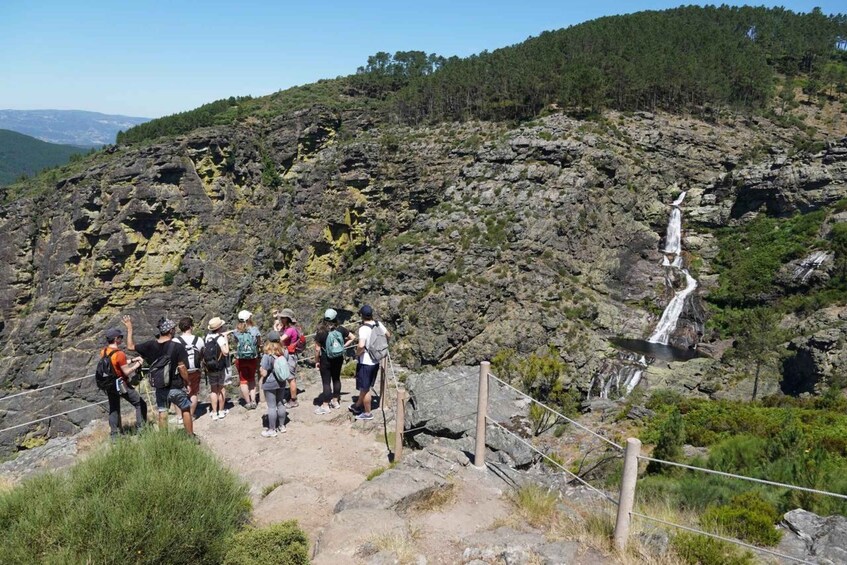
[613,437,642,551]
[394,389,405,462]
[474,361,490,469]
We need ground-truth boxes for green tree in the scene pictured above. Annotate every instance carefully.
[732,308,786,401]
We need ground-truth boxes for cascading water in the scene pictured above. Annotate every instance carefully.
[648,192,698,345]
[589,354,647,399]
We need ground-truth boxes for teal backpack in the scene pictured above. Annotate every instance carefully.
[235,331,258,359]
[325,329,345,359]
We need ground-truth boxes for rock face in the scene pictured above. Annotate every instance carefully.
[779,509,847,565]
[2,105,847,451]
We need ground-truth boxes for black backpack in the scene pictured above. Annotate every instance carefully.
[94,349,119,391]
[203,335,226,372]
[148,342,175,389]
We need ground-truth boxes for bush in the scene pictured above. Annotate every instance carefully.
[671,532,755,565]
[0,431,250,564]
[222,521,309,565]
[702,492,782,546]
[646,407,685,474]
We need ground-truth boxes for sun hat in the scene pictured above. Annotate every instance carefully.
[157,318,177,334]
[278,308,297,323]
[266,330,281,342]
[207,317,225,331]
[105,327,123,340]
[359,304,374,318]
[237,310,252,322]
[324,308,338,321]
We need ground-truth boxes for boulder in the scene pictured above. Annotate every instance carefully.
[779,509,847,565]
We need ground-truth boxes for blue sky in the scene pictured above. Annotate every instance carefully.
[1,1,843,118]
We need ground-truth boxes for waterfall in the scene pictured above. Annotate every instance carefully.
[648,192,698,345]
[792,251,830,283]
[590,354,648,399]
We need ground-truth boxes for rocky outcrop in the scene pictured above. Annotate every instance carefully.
[778,509,847,565]
[2,105,847,451]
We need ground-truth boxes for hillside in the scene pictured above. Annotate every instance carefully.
[0,129,87,186]
[0,109,149,147]
[1,4,847,455]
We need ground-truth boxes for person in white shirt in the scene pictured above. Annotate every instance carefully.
[349,304,390,421]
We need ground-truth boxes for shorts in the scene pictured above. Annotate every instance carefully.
[207,370,226,388]
[185,370,201,397]
[287,354,298,378]
[155,387,191,413]
[235,358,258,385]
[355,363,380,392]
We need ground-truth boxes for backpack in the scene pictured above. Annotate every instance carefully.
[286,327,307,355]
[325,328,345,359]
[365,322,389,363]
[177,335,203,371]
[235,330,258,359]
[272,354,290,385]
[148,342,174,389]
[203,335,226,372]
[94,349,119,390]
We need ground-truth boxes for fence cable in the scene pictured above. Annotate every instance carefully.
[0,401,109,434]
[0,374,94,402]
[486,416,619,506]
[638,455,847,501]
[402,411,479,436]
[488,372,623,451]
[631,512,815,565]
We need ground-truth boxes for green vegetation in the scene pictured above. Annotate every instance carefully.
[0,431,251,564]
[222,521,309,565]
[671,532,755,565]
[0,129,87,186]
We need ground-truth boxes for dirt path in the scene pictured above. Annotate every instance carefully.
[193,369,389,542]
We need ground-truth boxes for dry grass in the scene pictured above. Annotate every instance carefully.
[0,476,16,493]
[371,526,422,564]
[409,481,456,512]
[504,485,688,565]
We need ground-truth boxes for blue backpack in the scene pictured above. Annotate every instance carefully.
[325,329,345,359]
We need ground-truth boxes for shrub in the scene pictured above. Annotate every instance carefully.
[702,492,782,546]
[511,484,558,527]
[222,521,309,565]
[646,407,685,474]
[671,532,755,565]
[0,431,250,564]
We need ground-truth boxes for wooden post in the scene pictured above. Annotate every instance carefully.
[394,389,405,462]
[613,437,642,551]
[474,361,490,469]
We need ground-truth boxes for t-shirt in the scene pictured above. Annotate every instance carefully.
[357,322,387,366]
[135,338,189,389]
[260,353,283,390]
[315,325,351,362]
[282,326,300,355]
[100,347,128,381]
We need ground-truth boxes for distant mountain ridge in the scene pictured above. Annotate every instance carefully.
[0,129,86,186]
[0,109,150,147]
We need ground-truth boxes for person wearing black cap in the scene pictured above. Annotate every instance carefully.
[100,327,147,437]
[123,315,194,437]
[350,305,390,420]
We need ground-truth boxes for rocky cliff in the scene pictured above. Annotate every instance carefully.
[1,103,847,450]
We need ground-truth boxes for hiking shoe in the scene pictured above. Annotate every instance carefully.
[355,412,374,421]
[246,402,257,410]
[330,399,340,409]
[261,429,278,438]
[285,400,299,409]
[314,406,331,415]
[348,404,362,415]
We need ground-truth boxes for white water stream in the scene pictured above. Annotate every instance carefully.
[648,192,698,345]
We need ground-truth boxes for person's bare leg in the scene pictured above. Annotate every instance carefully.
[289,378,297,401]
[182,409,193,435]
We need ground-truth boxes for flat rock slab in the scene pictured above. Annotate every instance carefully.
[334,468,450,514]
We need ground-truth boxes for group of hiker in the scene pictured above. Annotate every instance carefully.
[94,305,390,440]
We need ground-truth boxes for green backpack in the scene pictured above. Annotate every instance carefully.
[325,329,345,359]
[235,331,258,359]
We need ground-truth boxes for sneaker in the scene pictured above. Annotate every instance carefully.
[348,404,362,415]
[218,411,226,419]
[278,425,287,433]
[261,429,278,438]
[210,413,220,421]
[246,402,256,410]
[330,399,340,409]
[314,406,331,415]
[285,400,299,409]
[355,412,374,421]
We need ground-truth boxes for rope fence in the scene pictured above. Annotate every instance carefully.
[0,400,108,434]
[0,374,94,402]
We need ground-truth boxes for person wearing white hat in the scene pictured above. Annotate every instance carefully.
[233,310,262,410]
[312,308,355,414]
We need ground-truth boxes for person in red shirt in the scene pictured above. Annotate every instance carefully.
[100,327,147,437]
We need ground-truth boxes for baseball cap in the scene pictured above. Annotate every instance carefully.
[324,308,338,321]
[105,327,123,340]
[359,305,373,318]
[237,310,252,322]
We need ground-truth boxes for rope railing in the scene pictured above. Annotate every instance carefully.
[0,374,94,402]
[631,512,815,565]
[486,416,619,506]
[638,455,847,501]
[0,400,109,434]
[488,371,623,451]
